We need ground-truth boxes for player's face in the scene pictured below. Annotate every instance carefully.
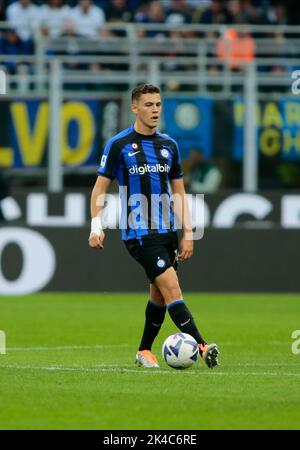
[132,93,162,130]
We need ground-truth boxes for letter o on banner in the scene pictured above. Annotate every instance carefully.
[0,228,56,295]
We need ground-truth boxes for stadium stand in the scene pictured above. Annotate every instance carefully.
[0,0,300,190]
[0,0,299,89]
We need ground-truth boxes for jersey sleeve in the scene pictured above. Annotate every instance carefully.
[97,139,121,180]
[168,142,184,180]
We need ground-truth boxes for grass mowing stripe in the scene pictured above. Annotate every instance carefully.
[1,364,300,377]
[1,293,300,430]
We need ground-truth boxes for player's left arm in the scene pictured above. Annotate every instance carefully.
[170,178,194,261]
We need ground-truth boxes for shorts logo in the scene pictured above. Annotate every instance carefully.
[161,148,169,159]
[157,258,166,268]
[131,143,138,150]
[100,155,107,168]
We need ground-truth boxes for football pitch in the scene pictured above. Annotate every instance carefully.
[0,293,299,430]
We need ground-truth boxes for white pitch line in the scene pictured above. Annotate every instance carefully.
[220,341,283,346]
[7,341,284,352]
[231,362,300,367]
[1,364,300,377]
[7,344,132,352]
[0,363,190,375]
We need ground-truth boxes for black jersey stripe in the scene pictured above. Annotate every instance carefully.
[149,141,170,232]
[120,153,130,240]
[134,141,152,235]
[109,131,136,240]
[152,141,170,194]
[157,137,183,180]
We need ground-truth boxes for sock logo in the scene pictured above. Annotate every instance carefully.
[180,319,191,327]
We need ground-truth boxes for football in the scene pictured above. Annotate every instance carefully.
[162,333,199,369]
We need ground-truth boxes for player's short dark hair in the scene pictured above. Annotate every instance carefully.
[131,84,161,102]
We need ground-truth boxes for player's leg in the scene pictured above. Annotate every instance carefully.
[154,267,219,368]
[125,238,166,367]
[154,266,206,344]
[136,284,166,368]
[138,283,166,351]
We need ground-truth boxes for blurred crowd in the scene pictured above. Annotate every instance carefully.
[0,0,299,65]
[0,0,298,87]
[1,0,300,29]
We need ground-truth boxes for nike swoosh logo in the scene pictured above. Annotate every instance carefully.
[128,151,140,157]
[180,319,191,326]
[152,323,161,327]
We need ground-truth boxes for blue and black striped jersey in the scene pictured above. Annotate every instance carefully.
[97,124,183,240]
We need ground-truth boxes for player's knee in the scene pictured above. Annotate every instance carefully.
[150,284,165,306]
[167,284,182,301]
[155,273,182,302]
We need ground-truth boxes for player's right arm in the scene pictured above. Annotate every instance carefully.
[89,176,112,250]
[89,137,122,249]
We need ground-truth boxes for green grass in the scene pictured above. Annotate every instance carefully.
[0,293,300,430]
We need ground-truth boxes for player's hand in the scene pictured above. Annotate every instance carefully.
[178,235,194,261]
[88,231,105,250]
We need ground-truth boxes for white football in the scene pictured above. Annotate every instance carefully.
[162,333,199,369]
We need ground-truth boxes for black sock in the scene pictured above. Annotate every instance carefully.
[167,300,206,347]
[139,300,166,351]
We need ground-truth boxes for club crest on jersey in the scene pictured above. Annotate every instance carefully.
[157,258,166,268]
[161,148,169,159]
[131,143,138,150]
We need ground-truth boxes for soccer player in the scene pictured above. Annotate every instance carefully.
[89,84,219,369]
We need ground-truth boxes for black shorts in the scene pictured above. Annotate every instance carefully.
[124,232,179,283]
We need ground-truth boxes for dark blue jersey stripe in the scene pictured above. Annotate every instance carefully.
[124,143,149,237]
